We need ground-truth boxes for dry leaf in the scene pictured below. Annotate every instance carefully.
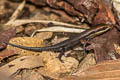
[39,51,79,79]
[59,59,120,80]
[87,26,120,62]
[0,56,44,76]
[93,1,115,25]
[0,27,16,50]
[73,54,96,76]
[0,49,16,61]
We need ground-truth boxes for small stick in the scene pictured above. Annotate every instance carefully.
[5,0,26,26]
[31,26,86,37]
[8,19,90,29]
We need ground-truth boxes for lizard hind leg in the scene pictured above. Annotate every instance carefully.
[83,38,91,57]
[57,48,66,63]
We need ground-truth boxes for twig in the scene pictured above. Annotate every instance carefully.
[8,19,89,29]
[5,0,26,26]
[31,26,86,37]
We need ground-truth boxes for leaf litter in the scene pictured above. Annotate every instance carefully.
[0,0,120,80]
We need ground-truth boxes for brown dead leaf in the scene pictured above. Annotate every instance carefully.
[28,0,115,25]
[0,71,13,80]
[28,0,46,6]
[0,56,44,77]
[0,49,16,61]
[73,54,96,75]
[47,0,83,16]
[33,32,53,40]
[39,51,78,79]
[93,1,115,25]
[0,27,16,50]
[16,69,45,80]
[27,0,84,23]
[65,0,99,24]
[59,59,120,80]
[86,26,120,62]
[77,59,120,80]
[51,9,78,23]
[79,60,120,76]
[102,0,113,9]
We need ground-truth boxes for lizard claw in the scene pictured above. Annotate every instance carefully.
[57,51,64,63]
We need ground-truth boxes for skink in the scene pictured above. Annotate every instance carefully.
[3,24,110,61]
